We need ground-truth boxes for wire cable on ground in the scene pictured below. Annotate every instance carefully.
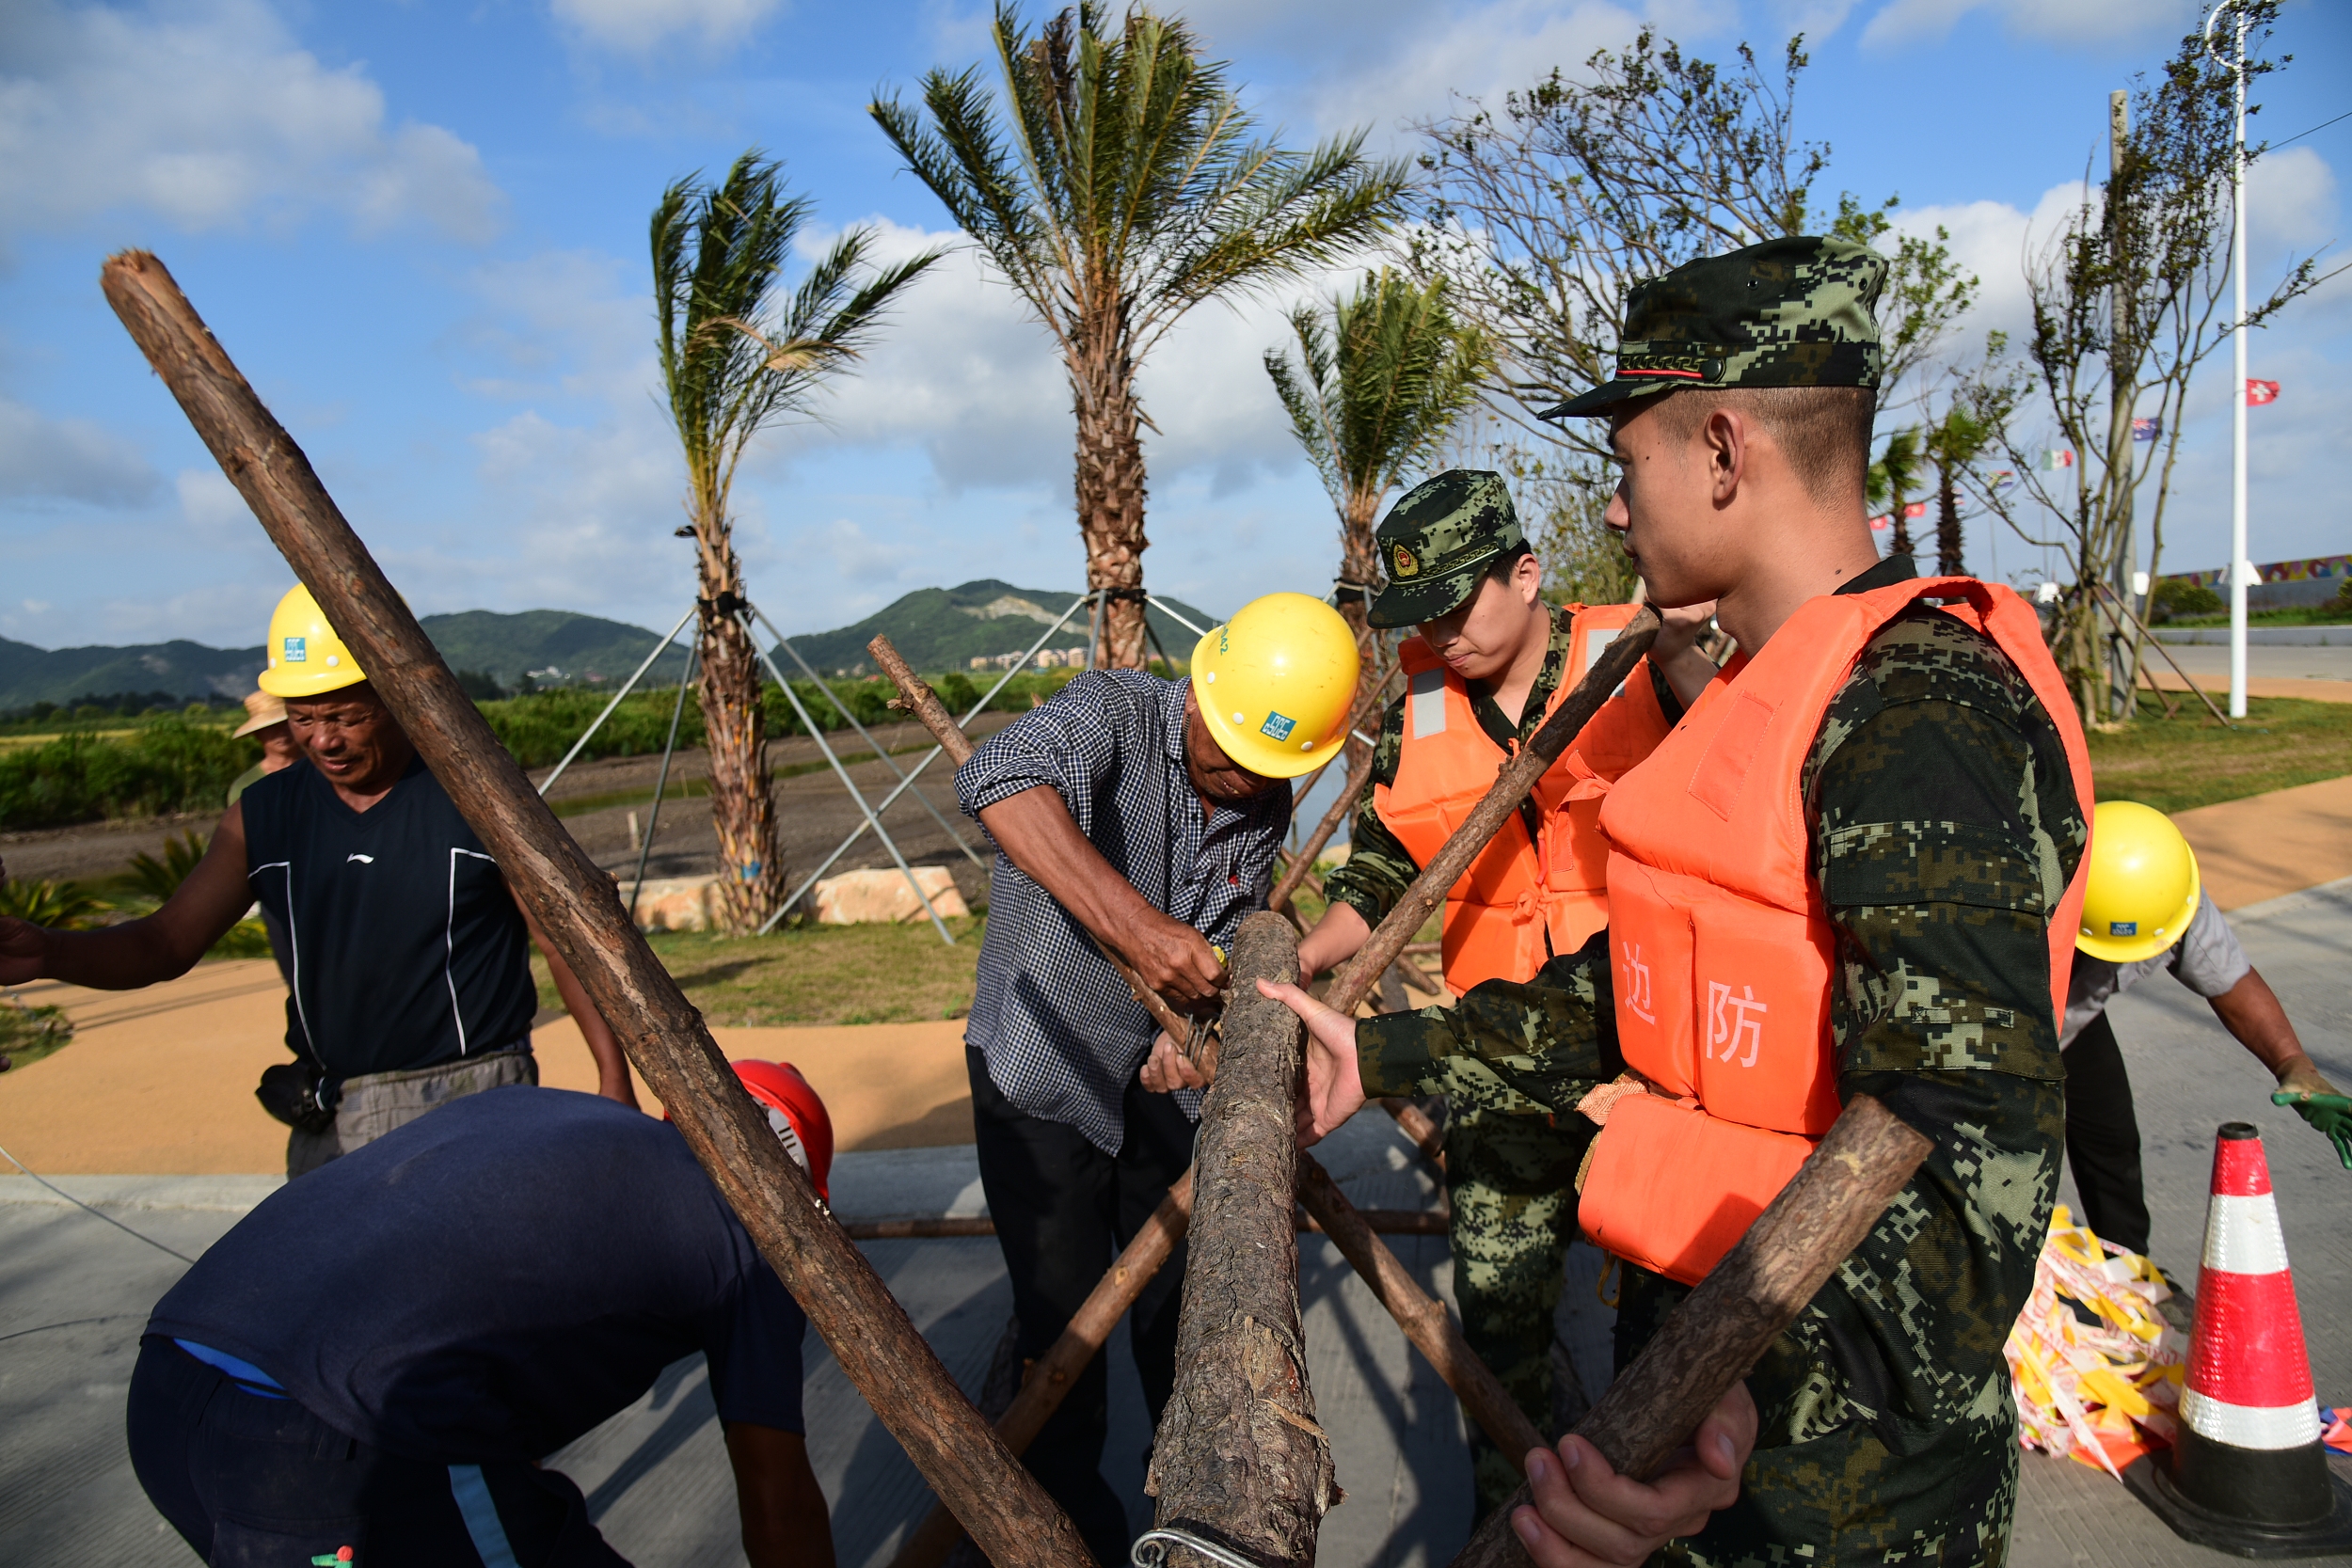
[0,1139,199,1265]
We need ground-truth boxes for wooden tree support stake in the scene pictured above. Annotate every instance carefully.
[99,249,1093,1568]
[1446,1094,1934,1568]
[1147,912,1336,1567]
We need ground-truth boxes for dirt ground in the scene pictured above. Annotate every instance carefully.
[0,713,1017,912]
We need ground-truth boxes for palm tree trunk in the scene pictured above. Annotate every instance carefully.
[1337,489,1383,657]
[693,522,787,933]
[1073,318,1150,670]
[1936,471,1964,577]
[1888,484,1913,559]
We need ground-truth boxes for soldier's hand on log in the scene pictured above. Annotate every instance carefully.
[1257,978,1363,1147]
[1512,1381,1756,1568]
[1119,910,1228,1010]
[1138,1029,1209,1094]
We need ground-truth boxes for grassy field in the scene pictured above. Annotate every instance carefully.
[2086,697,2352,812]
[534,914,990,1027]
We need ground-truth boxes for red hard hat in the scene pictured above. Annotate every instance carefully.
[667,1060,834,1199]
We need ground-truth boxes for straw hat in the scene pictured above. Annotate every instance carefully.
[232,689,289,738]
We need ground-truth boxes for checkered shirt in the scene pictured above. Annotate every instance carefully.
[956,671,1293,1154]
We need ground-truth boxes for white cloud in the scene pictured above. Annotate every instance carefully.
[0,0,505,245]
[2248,145,2340,257]
[1858,0,2198,50]
[548,0,785,52]
[0,397,161,505]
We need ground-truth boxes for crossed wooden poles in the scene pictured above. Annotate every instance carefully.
[106,246,1934,1568]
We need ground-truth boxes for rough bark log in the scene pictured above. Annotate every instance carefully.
[1295,1157,1541,1465]
[1075,334,1150,670]
[1327,609,1658,1015]
[99,250,1092,1568]
[1148,913,1336,1567]
[847,1205,1444,1243]
[692,560,787,933]
[1447,1095,1934,1568]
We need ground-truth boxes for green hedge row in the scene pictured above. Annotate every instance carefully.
[0,720,261,830]
[0,669,1091,828]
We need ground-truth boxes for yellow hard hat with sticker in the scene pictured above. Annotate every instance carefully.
[2077,800,2200,964]
[256,584,368,699]
[1191,593,1360,781]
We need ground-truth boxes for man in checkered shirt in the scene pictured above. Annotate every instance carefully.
[954,594,1358,1564]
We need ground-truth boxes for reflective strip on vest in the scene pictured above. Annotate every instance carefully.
[1374,605,1670,994]
[1581,577,2095,1286]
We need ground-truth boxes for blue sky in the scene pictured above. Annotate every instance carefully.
[3,0,2345,653]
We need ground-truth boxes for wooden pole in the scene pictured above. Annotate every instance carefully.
[99,249,1094,1568]
[1446,1095,1933,1568]
[1269,738,1375,916]
[1147,913,1336,1567]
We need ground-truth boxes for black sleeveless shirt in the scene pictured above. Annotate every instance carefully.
[238,756,536,1084]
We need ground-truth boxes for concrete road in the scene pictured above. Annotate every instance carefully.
[5,880,2349,1566]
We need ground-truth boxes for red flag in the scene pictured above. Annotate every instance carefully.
[1869,515,1891,531]
[2247,379,2280,405]
[1902,500,1929,519]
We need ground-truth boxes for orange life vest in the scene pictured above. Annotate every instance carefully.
[1578,577,2093,1285]
[1375,603,1674,993]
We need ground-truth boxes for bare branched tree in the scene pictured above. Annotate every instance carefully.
[1978,0,2328,727]
[1263,269,1492,650]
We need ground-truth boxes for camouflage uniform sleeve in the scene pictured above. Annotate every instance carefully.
[1319,693,1417,928]
[1354,930,1620,1141]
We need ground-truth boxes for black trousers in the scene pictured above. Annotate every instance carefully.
[967,1047,1196,1568]
[128,1338,627,1567]
[2062,1010,2152,1257]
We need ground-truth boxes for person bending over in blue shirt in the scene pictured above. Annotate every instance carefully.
[128,1076,833,1568]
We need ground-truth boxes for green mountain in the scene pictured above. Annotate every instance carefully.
[0,584,1221,711]
[783,580,1219,674]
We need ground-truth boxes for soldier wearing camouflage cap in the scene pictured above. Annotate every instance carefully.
[1291,468,1722,1515]
[1265,237,2098,1567]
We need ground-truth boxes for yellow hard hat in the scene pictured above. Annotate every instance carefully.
[2077,800,2201,963]
[256,583,368,698]
[1191,593,1361,780]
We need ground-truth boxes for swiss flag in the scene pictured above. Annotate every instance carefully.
[2247,378,2280,405]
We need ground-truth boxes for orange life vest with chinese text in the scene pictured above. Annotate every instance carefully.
[1375,603,1674,994]
[1578,578,2093,1285]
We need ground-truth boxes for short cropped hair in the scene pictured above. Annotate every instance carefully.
[1485,542,1535,584]
[1649,386,1874,506]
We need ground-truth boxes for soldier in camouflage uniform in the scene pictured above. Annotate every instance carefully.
[1303,472,1718,1516]
[1267,236,2090,1567]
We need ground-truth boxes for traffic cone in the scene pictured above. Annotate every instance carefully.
[2121,1123,2352,1554]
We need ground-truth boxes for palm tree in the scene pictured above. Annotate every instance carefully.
[1867,426,1925,560]
[654,152,940,933]
[871,3,1409,667]
[1263,269,1491,650]
[1924,402,1997,578]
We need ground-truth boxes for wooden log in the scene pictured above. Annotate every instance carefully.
[1268,738,1375,916]
[1295,1157,1541,1464]
[847,1206,1445,1243]
[1446,1094,1934,1568]
[1326,610,1657,1015]
[99,250,1093,1568]
[1148,912,1336,1566]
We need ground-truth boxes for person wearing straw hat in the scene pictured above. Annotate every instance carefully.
[0,585,637,1176]
[223,687,306,987]
[2062,800,2348,1259]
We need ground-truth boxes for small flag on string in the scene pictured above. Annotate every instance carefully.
[1869,515,1892,531]
[2132,417,2161,442]
[1991,470,2017,491]
[2247,379,2280,405]
[1902,500,1929,519]
[2043,449,2076,470]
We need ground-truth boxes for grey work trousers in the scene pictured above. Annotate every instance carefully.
[286,1046,537,1178]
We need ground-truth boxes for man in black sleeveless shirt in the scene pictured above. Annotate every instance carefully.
[0,587,633,1175]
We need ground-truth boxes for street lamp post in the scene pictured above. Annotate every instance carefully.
[2206,1,2250,719]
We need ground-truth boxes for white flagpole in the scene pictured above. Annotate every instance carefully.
[2211,2,2251,718]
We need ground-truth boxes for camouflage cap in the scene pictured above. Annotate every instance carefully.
[1366,469,1524,629]
[1543,236,1887,420]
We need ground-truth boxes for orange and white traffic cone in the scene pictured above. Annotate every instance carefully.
[2122,1122,2352,1554]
